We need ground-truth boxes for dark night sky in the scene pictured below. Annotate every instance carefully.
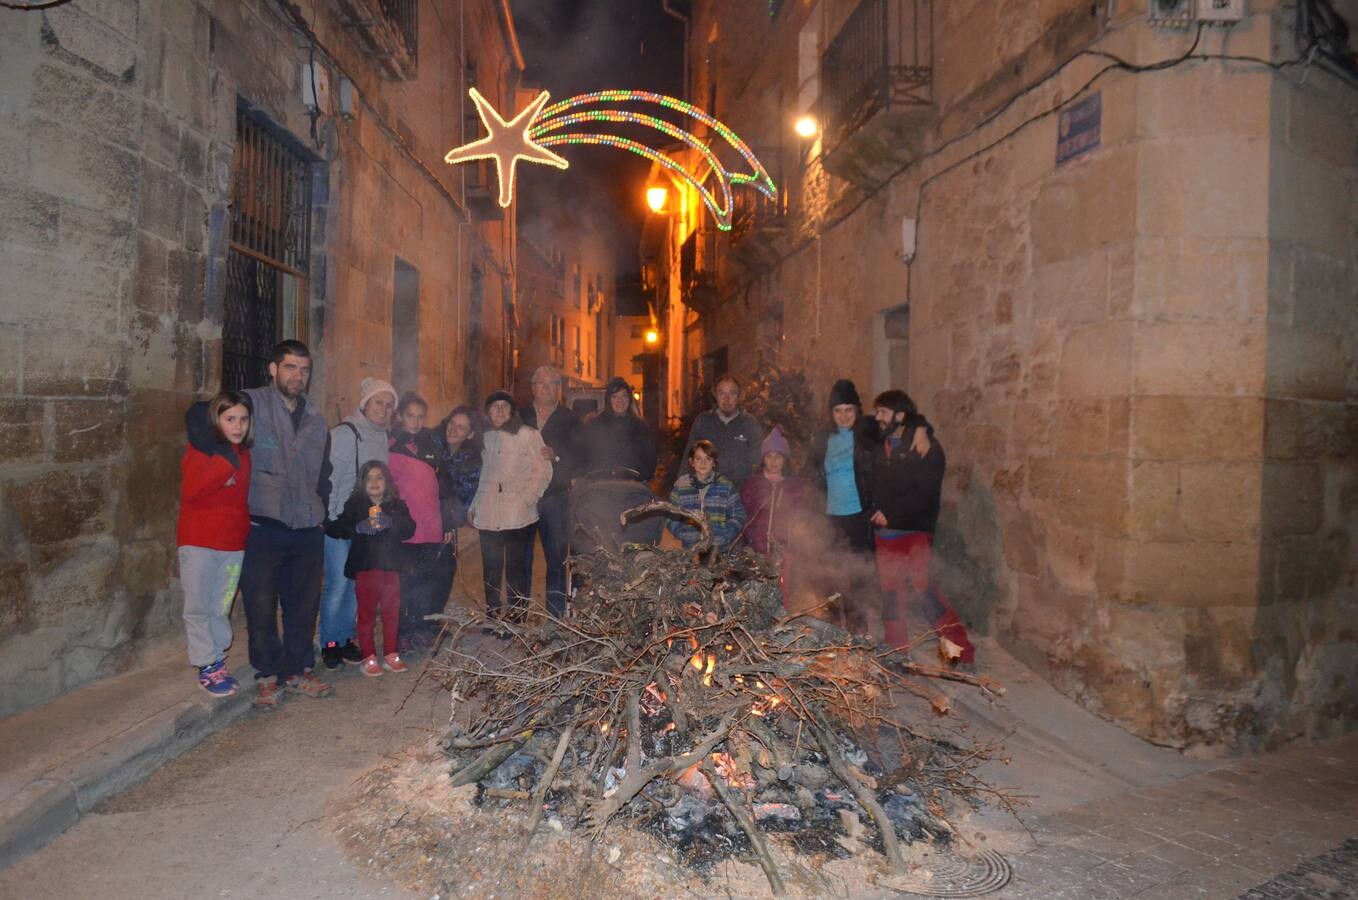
[509,0,685,275]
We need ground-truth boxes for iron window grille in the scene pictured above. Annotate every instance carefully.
[222,109,313,390]
[821,0,933,149]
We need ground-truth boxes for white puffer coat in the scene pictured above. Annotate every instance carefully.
[469,425,553,531]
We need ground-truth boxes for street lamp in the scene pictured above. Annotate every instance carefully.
[794,114,818,138]
[644,328,660,345]
[645,186,669,213]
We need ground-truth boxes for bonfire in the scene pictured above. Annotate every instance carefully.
[426,502,1006,896]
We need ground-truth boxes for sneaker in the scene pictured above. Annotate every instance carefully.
[284,669,334,698]
[253,676,281,710]
[320,642,343,671]
[340,640,364,665]
[359,656,383,677]
[197,660,238,698]
[382,653,408,673]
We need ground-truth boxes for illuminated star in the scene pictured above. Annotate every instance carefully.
[444,88,569,208]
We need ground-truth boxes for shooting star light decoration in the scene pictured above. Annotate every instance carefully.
[444,88,777,231]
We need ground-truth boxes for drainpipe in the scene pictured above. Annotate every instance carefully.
[662,0,690,101]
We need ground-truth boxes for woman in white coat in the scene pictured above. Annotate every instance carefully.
[468,390,552,630]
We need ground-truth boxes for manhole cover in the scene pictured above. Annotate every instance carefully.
[883,848,1013,897]
[1237,837,1358,899]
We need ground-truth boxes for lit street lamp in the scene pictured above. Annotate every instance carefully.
[646,186,669,213]
[644,328,660,345]
[794,114,818,138]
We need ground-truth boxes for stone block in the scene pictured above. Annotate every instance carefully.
[126,312,177,389]
[1032,251,1107,324]
[122,391,184,532]
[159,37,211,126]
[140,103,180,171]
[0,400,46,462]
[1058,321,1131,398]
[1031,149,1137,265]
[1119,539,1259,609]
[1131,396,1264,461]
[1028,457,1129,535]
[1136,67,1272,140]
[173,326,204,393]
[21,327,126,397]
[132,229,169,314]
[0,183,59,250]
[26,539,119,623]
[1178,462,1262,541]
[51,400,126,463]
[1265,327,1348,402]
[29,63,140,150]
[1261,461,1324,537]
[118,539,171,599]
[0,561,29,634]
[1132,237,1269,323]
[0,324,18,394]
[43,4,138,81]
[1134,321,1266,396]
[56,201,135,269]
[5,469,107,545]
[1044,519,1097,593]
[1138,137,1269,240]
[27,119,138,215]
[1284,78,1358,170]
[1128,460,1183,542]
[1268,146,1353,260]
[1291,247,1356,335]
[0,245,121,332]
[1054,398,1125,457]
[137,159,186,241]
[168,248,206,321]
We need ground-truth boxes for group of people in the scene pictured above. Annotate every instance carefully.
[174,340,971,710]
[664,375,973,663]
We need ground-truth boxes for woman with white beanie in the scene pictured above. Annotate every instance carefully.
[469,390,552,632]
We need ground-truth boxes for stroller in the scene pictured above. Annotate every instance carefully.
[568,467,666,554]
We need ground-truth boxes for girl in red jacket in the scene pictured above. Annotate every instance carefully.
[176,391,253,697]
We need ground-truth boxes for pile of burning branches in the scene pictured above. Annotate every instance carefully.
[427,503,1005,895]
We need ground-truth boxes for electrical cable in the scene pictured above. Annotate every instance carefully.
[0,0,76,10]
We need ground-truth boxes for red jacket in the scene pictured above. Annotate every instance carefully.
[177,446,252,550]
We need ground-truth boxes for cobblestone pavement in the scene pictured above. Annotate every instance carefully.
[995,732,1358,899]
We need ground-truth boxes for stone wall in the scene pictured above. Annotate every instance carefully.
[0,0,518,717]
[689,0,1357,751]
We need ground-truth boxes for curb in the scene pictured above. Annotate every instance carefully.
[0,686,252,869]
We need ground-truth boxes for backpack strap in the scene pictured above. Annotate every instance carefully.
[338,422,360,480]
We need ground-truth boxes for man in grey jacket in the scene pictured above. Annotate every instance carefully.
[240,340,334,708]
[318,377,395,669]
[681,375,764,489]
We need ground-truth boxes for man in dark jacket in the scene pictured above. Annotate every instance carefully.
[521,366,582,619]
[240,340,334,708]
[681,374,763,488]
[869,390,973,662]
[579,376,657,482]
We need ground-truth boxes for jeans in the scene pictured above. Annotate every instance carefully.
[318,535,357,646]
[399,543,452,636]
[826,511,878,635]
[524,491,570,618]
[480,524,533,620]
[356,569,400,658]
[240,522,323,680]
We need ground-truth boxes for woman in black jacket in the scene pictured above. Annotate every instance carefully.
[334,461,416,675]
[579,377,657,482]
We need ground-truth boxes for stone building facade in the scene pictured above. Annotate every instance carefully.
[0,0,524,716]
[678,0,1357,752]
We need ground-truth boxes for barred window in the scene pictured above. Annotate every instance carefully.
[222,108,313,390]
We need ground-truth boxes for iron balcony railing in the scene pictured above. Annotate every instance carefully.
[379,0,418,65]
[821,0,932,147]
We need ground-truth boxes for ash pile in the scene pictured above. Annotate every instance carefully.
[429,503,1005,895]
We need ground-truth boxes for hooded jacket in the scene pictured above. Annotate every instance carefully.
[387,427,444,543]
[470,424,553,531]
[243,386,329,530]
[580,405,657,481]
[326,411,389,521]
[870,416,946,533]
[177,400,252,550]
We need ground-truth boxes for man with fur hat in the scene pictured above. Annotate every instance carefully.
[319,376,396,669]
[869,389,974,662]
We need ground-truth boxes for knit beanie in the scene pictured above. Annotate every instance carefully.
[761,426,790,459]
[483,389,516,412]
[828,379,860,408]
[358,377,397,412]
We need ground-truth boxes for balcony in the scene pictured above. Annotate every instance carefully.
[336,0,418,80]
[729,181,788,270]
[820,0,934,188]
[463,159,504,220]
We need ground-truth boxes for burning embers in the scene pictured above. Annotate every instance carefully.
[430,510,1003,895]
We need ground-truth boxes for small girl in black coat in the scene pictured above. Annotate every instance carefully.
[334,460,416,675]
